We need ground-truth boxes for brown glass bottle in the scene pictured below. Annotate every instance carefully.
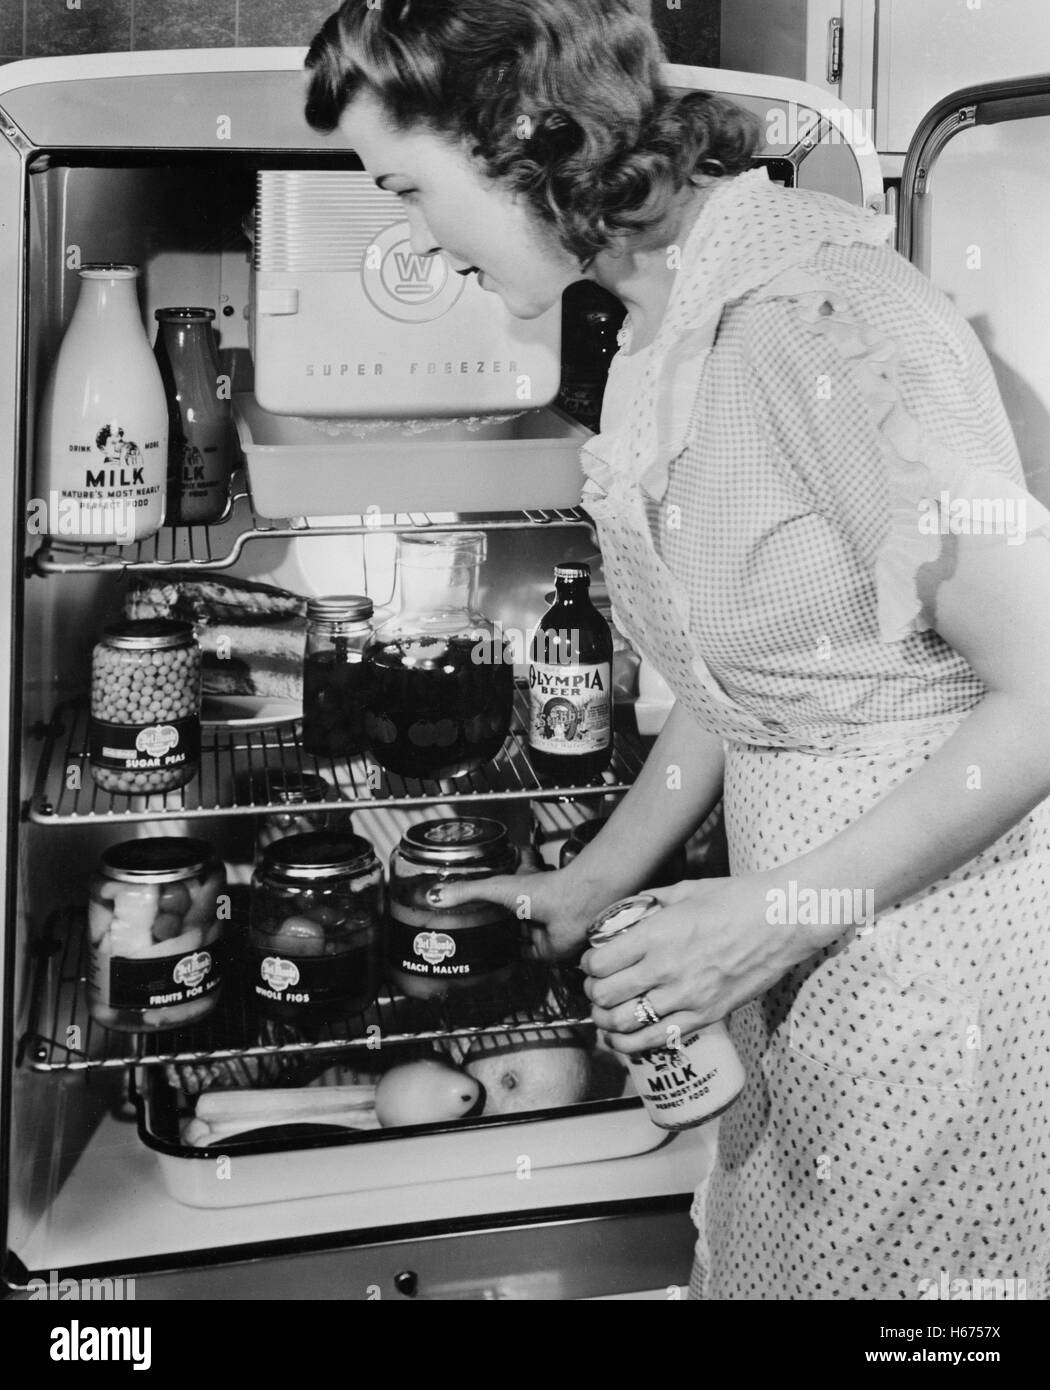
[527,562,613,783]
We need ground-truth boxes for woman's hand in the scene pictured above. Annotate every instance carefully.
[581,874,819,1055]
[425,860,601,963]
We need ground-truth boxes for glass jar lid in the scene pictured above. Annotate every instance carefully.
[155,306,216,321]
[396,531,486,568]
[262,771,338,807]
[261,831,377,880]
[100,837,213,884]
[306,595,374,624]
[79,263,138,279]
[398,817,512,867]
[100,618,195,651]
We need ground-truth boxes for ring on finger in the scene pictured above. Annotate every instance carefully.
[633,993,660,1027]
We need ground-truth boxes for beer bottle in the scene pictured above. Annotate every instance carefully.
[528,562,613,783]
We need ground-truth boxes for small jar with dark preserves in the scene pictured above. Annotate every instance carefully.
[248,831,382,1021]
[387,817,520,1002]
[252,770,352,860]
[301,595,374,759]
[87,837,226,1032]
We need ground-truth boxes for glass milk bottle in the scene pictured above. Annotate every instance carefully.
[36,264,167,545]
[153,307,234,526]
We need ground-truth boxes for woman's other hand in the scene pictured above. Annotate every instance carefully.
[426,860,602,963]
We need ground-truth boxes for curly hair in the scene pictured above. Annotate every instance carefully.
[305,0,761,266]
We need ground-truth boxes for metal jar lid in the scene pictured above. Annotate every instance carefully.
[100,837,214,884]
[155,306,216,322]
[554,561,590,582]
[261,831,378,881]
[306,595,374,624]
[99,618,196,651]
[587,893,660,946]
[397,817,513,867]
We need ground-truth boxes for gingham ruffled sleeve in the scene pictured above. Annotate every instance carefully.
[738,262,1050,643]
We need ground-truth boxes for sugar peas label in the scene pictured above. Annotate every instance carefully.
[528,661,611,753]
[88,715,200,771]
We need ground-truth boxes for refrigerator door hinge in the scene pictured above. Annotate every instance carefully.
[826,17,844,85]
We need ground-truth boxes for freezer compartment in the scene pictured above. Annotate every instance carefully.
[234,395,590,518]
[133,1055,663,1208]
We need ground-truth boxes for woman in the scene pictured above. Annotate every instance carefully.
[305,0,1050,1299]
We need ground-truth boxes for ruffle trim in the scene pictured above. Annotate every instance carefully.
[785,279,1050,643]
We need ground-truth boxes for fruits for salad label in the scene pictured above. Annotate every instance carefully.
[375,1058,483,1128]
[463,1017,592,1115]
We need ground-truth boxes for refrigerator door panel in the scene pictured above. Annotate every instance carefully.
[899,75,1050,508]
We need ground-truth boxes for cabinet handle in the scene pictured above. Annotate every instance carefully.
[394,1269,419,1298]
[826,17,843,85]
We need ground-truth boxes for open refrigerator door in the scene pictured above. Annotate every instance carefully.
[0,51,881,1300]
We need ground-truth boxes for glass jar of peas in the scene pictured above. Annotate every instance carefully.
[88,619,201,794]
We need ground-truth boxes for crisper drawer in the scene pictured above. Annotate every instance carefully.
[74,1198,697,1301]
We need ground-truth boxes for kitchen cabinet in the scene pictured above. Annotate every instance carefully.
[722,0,1050,166]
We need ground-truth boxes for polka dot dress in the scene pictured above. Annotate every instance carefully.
[586,171,1050,1301]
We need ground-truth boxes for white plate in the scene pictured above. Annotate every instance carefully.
[200,696,302,729]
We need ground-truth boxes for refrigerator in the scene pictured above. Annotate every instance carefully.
[0,48,991,1301]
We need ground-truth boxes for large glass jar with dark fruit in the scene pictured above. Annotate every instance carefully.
[388,817,520,1002]
[301,595,373,759]
[363,532,513,780]
[88,837,226,1032]
[248,832,381,1022]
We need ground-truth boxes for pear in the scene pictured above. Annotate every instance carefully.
[375,1058,483,1127]
[463,1019,592,1115]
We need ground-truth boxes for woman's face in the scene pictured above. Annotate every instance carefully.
[340,94,582,319]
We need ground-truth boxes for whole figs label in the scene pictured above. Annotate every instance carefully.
[388,912,519,979]
[88,714,200,771]
[249,946,370,1008]
[101,945,222,1011]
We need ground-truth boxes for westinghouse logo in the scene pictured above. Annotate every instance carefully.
[362,220,465,323]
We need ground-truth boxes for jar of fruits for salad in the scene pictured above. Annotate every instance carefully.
[248,831,382,1021]
[87,837,227,1032]
[387,817,521,1003]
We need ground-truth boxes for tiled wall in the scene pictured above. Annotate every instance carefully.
[0,1,718,68]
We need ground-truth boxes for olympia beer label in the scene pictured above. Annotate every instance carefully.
[528,661,611,754]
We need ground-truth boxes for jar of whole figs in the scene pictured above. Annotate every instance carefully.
[252,770,353,860]
[87,837,227,1032]
[248,831,382,1021]
[388,817,520,1002]
[89,619,201,793]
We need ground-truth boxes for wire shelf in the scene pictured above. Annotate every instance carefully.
[30,484,592,574]
[21,906,595,1075]
[28,686,646,824]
